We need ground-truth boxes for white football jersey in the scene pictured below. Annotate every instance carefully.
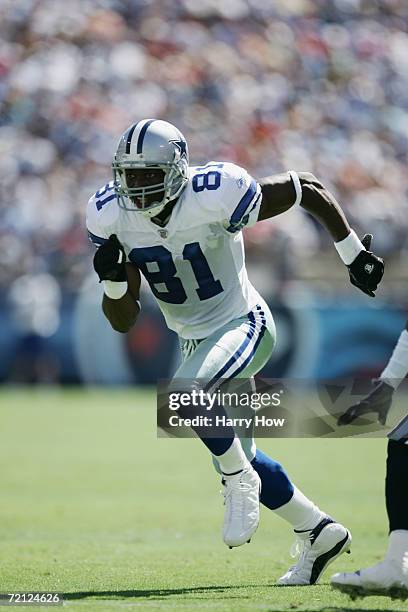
[86,161,263,339]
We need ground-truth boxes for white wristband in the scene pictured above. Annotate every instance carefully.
[288,171,302,206]
[103,280,128,300]
[334,229,364,265]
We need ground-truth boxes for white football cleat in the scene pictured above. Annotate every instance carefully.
[331,560,408,600]
[277,517,352,585]
[222,465,261,548]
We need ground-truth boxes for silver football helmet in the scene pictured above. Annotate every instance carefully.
[112,119,189,217]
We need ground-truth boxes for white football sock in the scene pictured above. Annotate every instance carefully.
[217,438,249,475]
[273,486,326,531]
[381,330,408,389]
[385,530,408,566]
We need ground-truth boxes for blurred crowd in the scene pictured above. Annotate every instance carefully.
[1,0,408,312]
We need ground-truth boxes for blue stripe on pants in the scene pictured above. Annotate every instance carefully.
[204,306,265,392]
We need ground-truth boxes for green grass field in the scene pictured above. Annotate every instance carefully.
[0,388,407,611]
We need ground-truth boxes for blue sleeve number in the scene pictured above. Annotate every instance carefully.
[192,171,221,193]
[129,242,223,304]
[96,183,113,198]
[95,183,116,211]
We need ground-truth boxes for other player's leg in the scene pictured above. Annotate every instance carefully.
[331,427,408,599]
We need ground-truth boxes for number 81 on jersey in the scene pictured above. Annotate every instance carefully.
[129,242,223,304]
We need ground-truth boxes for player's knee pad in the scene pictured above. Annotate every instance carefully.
[251,449,294,510]
[386,439,408,531]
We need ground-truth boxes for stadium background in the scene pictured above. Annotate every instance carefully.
[1,0,408,385]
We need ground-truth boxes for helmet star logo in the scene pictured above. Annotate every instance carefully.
[170,139,187,157]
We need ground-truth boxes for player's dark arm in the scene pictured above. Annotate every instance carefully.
[102,264,141,333]
[258,172,349,240]
[93,235,141,333]
[102,296,138,333]
[257,171,384,297]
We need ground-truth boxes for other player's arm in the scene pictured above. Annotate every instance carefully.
[93,234,141,333]
[257,172,384,297]
[337,316,408,426]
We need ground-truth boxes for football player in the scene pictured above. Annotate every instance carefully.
[86,119,384,585]
[332,322,408,598]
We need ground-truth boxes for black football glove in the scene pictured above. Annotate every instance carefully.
[337,379,394,426]
[93,234,127,282]
[347,234,384,297]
